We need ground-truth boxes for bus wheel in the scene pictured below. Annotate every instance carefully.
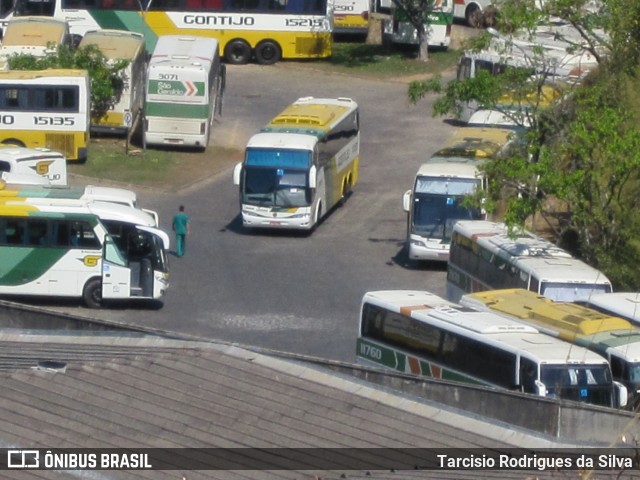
[466,5,483,28]
[255,40,282,65]
[2,139,25,147]
[339,179,351,206]
[83,278,103,309]
[225,40,252,65]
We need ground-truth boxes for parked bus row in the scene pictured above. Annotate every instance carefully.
[0,24,225,157]
[356,289,629,410]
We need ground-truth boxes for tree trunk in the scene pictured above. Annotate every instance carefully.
[417,27,430,62]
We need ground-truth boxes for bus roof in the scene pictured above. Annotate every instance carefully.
[0,146,65,162]
[150,35,219,64]
[363,290,608,364]
[363,290,456,314]
[0,199,155,226]
[0,69,88,81]
[415,161,482,179]
[261,97,357,136]
[1,16,68,47]
[0,183,137,205]
[461,288,633,337]
[467,109,531,131]
[586,293,640,324]
[79,29,145,61]
[246,132,318,151]
[461,288,640,362]
[434,127,514,158]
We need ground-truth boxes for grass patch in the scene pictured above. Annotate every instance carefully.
[69,136,242,189]
[310,41,461,78]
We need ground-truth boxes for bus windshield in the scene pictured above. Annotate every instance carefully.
[540,282,612,302]
[412,193,480,241]
[541,364,613,407]
[242,165,311,208]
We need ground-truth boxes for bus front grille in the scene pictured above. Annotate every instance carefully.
[45,134,75,159]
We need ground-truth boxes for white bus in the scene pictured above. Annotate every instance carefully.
[447,220,613,303]
[0,200,170,308]
[0,69,91,162]
[144,35,224,150]
[0,182,159,225]
[460,288,638,409]
[357,290,626,408]
[78,29,146,135]
[582,292,640,328]
[233,97,360,231]
[334,0,369,35]
[0,16,69,69]
[0,145,67,185]
[402,127,514,262]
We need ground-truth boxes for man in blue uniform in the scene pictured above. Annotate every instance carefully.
[172,205,190,257]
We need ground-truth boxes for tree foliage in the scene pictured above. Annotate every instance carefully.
[389,0,440,61]
[7,43,129,123]
[408,0,640,288]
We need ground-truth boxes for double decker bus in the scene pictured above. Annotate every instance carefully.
[78,29,146,135]
[7,0,333,64]
[0,200,169,308]
[144,35,224,150]
[402,127,513,262]
[233,96,359,231]
[447,220,613,303]
[460,288,639,409]
[357,290,627,408]
[0,69,90,162]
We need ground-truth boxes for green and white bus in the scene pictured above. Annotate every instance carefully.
[144,35,224,150]
[382,0,453,49]
[233,96,360,231]
[0,200,169,308]
[357,290,627,408]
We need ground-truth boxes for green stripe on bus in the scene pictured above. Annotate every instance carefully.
[145,102,210,118]
[0,248,67,286]
[88,10,158,52]
[148,80,206,96]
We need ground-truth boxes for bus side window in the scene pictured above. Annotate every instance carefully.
[26,220,48,246]
[4,219,24,245]
[0,160,9,172]
[519,357,538,394]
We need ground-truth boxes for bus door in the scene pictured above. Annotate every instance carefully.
[101,233,131,299]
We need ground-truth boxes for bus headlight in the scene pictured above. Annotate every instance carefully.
[410,239,426,248]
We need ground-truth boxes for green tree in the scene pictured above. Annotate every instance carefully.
[7,43,129,124]
[388,0,444,62]
[407,0,640,287]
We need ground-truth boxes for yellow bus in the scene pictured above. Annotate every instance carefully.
[460,288,640,409]
[78,29,146,135]
[0,69,90,162]
[233,97,360,231]
[7,0,333,65]
[0,16,69,69]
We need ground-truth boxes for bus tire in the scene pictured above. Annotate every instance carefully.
[2,139,25,148]
[339,178,351,206]
[225,40,252,65]
[255,40,281,65]
[83,278,103,309]
[466,5,483,28]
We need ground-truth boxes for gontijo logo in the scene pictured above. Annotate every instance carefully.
[82,255,101,267]
[31,160,54,175]
[8,450,39,468]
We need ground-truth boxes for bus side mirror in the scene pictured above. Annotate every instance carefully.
[309,165,317,189]
[534,380,547,397]
[402,190,412,212]
[232,162,243,186]
[614,381,628,408]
